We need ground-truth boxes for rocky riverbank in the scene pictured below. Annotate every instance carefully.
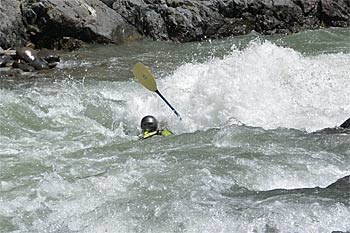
[0,0,349,50]
[0,46,60,76]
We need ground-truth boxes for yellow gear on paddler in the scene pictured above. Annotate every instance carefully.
[143,129,173,139]
[140,115,173,139]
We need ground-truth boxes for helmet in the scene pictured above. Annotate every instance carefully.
[141,115,158,132]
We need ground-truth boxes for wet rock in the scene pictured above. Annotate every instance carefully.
[38,49,60,63]
[13,47,55,71]
[16,47,37,64]
[0,55,11,67]
[0,45,61,76]
[12,59,35,72]
[30,59,49,70]
[36,48,60,69]
[42,54,60,64]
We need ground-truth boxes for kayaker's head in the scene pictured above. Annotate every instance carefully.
[141,115,158,132]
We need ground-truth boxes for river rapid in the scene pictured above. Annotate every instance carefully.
[1,28,350,233]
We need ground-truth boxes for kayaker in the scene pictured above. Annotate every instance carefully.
[140,115,173,139]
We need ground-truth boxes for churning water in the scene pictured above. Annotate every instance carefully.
[1,28,350,233]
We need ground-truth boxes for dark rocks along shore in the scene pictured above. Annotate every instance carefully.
[0,0,349,50]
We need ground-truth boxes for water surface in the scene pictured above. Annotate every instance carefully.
[1,28,350,233]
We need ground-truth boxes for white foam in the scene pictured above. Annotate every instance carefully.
[126,41,350,133]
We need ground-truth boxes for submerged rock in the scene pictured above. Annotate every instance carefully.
[326,175,350,191]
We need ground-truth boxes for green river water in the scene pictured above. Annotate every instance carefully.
[0,28,350,233]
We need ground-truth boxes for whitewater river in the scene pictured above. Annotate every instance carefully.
[0,28,350,233]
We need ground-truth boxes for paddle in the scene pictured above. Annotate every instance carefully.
[133,62,182,120]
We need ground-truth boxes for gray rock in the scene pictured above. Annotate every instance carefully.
[1,0,349,48]
[22,0,141,48]
[105,0,350,42]
[319,0,350,27]
[0,0,27,48]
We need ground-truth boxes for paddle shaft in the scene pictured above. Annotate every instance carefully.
[155,90,182,120]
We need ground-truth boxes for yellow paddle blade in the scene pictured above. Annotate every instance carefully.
[133,62,157,92]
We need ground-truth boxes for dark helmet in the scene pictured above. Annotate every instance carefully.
[141,115,158,132]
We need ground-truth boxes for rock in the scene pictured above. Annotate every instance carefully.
[53,37,84,51]
[37,49,60,63]
[12,59,35,72]
[0,55,11,67]
[16,47,37,63]
[340,117,350,129]
[1,0,349,48]
[0,0,27,49]
[31,59,49,70]
[106,0,350,42]
[318,0,350,27]
[22,0,141,49]
[16,47,50,70]
[0,47,4,55]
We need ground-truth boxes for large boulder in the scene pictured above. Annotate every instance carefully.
[0,0,27,48]
[21,0,141,48]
